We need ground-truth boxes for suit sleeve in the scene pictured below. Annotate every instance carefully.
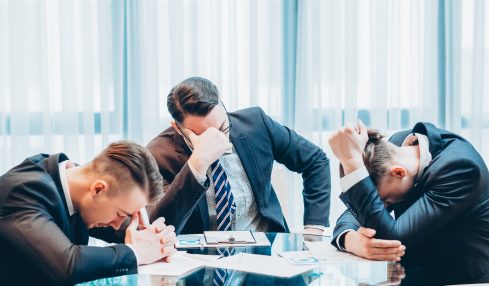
[259,108,331,227]
[146,146,208,234]
[0,187,137,285]
[331,210,361,250]
[340,158,479,247]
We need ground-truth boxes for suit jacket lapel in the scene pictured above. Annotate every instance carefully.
[46,153,83,242]
[230,130,265,204]
[46,153,71,217]
[412,122,443,158]
[172,127,192,156]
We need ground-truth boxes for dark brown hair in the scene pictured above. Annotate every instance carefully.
[362,129,395,185]
[167,77,220,123]
[91,141,163,203]
[339,129,394,186]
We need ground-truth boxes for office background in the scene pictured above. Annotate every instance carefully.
[0,0,488,232]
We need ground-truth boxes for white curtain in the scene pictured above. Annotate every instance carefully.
[128,0,286,144]
[294,0,488,228]
[0,0,124,172]
[445,0,489,159]
[0,0,488,231]
[294,0,441,229]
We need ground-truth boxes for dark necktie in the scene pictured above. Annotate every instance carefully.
[211,160,236,231]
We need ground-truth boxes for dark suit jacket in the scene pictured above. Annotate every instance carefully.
[146,107,331,234]
[0,154,137,285]
[331,122,489,284]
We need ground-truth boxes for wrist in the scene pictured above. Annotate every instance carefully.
[188,154,210,177]
[343,230,355,252]
[341,159,365,175]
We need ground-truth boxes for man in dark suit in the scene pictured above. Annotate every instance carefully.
[329,121,489,284]
[0,141,177,285]
[147,77,331,235]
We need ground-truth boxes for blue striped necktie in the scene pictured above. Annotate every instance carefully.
[211,160,236,231]
[213,247,235,286]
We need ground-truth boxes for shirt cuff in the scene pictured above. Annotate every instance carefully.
[336,229,354,252]
[187,161,208,186]
[125,244,139,265]
[304,225,326,230]
[339,166,369,192]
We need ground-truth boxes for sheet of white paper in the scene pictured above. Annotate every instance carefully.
[176,232,271,248]
[138,252,220,277]
[203,253,314,278]
[304,241,370,263]
[277,251,321,265]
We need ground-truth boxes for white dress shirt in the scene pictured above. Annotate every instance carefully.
[59,160,75,216]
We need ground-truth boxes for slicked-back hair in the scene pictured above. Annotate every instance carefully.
[91,140,163,203]
[167,77,220,123]
[362,129,395,186]
[339,129,395,186]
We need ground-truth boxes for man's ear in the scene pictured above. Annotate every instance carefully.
[90,180,108,197]
[390,166,407,179]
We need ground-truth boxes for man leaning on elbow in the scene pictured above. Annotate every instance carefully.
[329,120,489,285]
[0,141,177,285]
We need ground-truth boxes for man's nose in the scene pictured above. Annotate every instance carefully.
[110,217,125,230]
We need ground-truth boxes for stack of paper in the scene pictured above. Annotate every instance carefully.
[304,241,369,263]
[138,251,219,277]
[204,253,314,278]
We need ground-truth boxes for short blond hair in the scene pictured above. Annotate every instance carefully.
[91,141,163,203]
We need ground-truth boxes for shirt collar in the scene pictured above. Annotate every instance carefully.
[401,133,432,184]
[58,160,75,216]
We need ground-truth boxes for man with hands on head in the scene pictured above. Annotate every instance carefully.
[0,141,177,285]
[147,77,331,235]
[328,121,489,284]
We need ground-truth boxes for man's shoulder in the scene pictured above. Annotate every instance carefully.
[435,139,485,169]
[146,126,189,172]
[147,126,179,149]
[1,154,54,187]
[230,106,265,119]
[0,159,60,211]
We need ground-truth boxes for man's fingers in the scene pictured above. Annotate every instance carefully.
[152,217,166,232]
[368,253,403,261]
[127,212,139,230]
[358,119,368,137]
[161,245,176,257]
[160,224,175,236]
[183,128,197,141]
[137,210,149,229]
[369,238,402,248]
[160,231,177,246]
[368,246,405,256]
[358,227,376,238]
[161,247,177,262]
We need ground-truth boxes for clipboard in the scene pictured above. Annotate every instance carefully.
[203,230,257,245]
